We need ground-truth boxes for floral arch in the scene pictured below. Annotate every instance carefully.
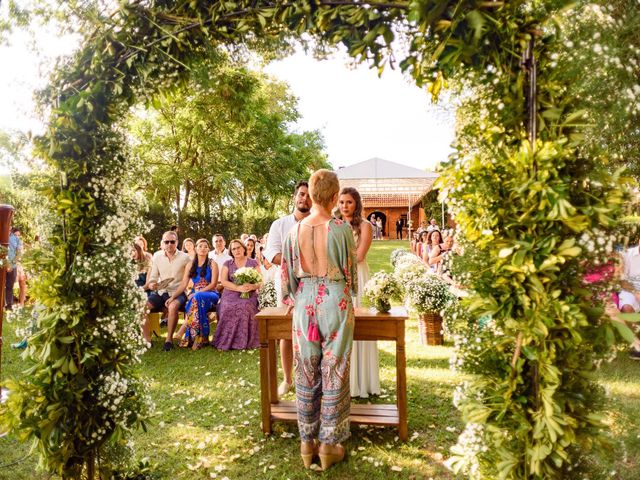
[1,1,638,479]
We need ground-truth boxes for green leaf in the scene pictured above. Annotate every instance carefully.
[612,320,637,343]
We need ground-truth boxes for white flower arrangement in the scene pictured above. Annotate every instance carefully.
[394,261,428,291]
[406,273,454,315]
[234,267,262,298]
[364,271,402,313]
[258,280,277,309]
[391,248,414,267]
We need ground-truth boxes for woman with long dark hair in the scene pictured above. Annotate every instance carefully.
[335,187,379,398]
[175,239,219,349]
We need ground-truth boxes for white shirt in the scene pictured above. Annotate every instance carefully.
[623,245,640,291]
[260,264,278,283]
[148,250,191,295]
[208,248,232,278]
[264,213,298,306]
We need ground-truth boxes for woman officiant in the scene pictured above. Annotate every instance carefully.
[282,169,358,471]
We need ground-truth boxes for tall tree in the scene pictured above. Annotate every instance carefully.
[128,54,328,238]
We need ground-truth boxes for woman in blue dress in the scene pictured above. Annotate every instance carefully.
[174,239,219,350]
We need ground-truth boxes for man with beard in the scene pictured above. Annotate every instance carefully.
[264,180,312,397]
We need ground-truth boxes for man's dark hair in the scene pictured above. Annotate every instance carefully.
[294,180,309,196]
[11,226,21,234]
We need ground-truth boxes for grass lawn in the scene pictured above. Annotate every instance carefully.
[1,240,639,479]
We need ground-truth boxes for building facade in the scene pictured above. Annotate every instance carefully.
[336,158,438,239]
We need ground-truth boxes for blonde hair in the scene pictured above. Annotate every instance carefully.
[309,169,339,207]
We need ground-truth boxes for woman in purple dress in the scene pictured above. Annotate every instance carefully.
[212,239,262,350]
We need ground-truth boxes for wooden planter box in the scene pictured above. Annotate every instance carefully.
[418,313,443,346]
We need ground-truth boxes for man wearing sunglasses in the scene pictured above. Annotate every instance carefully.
[142,230,191,350]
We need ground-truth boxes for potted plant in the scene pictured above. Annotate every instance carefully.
[406,274,453,345]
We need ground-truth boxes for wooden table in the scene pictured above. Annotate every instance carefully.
[256,306,408,440]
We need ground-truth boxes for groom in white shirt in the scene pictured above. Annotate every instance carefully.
[264,181,311,397]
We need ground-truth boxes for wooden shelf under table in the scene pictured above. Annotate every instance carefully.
[256,306,408,440]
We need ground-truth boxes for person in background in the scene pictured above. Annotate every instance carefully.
[212,239,261,350]
[424,229,443,271]
[181,238,196,259]
[142,230,191,350]
[370,214,377,240]
[209,234,232,289]
[395,217,404,240]
[240,233,249,243]
[427,218,439,232]
[282,169,357,470]
[416,230,429,259]
[178,239,219,350]
[135,235,154,263]
[264,180,312,398]
[4,226,22,311]
[376,217,383,240]
[335,187,379,398]
[131,242,151,289]
[245,237,257,259]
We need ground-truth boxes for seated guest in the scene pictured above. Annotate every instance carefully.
[430,234,454,276]
[176,239,220,350]
[212,239,261,350]
[134,235,154,263]
[182,237,196,259]
[416,230,429,258]
[245,237,257,259]
[142,231,191,350]
[131,243,151,289]
[209,233,232,275]
[423,229,442,271]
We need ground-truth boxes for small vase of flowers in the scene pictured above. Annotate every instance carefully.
[364,272,402,313]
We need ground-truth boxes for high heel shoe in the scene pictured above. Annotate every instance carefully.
[300,441,318,469]
[319,444,345,471]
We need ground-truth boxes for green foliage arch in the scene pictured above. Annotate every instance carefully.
[1,1,638,479]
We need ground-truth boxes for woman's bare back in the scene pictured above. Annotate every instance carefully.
[298,222,329,277]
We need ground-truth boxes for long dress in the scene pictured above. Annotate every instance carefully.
[282,218,358,445]
[182,263,219,348]
[212,258,260,350]
[350,243,381,398]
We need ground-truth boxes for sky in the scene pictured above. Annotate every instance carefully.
[0,20,456,175]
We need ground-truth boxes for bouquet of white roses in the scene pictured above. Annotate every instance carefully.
[406,273,453,314]
[364,272,403,313]
[258,280,277,309]
[234,267,262,299]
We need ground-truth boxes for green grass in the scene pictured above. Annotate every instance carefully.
[1,240,639,479]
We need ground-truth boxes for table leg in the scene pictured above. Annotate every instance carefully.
[396,320,408,441]
[259,322,271,435]
[269,339,278,404]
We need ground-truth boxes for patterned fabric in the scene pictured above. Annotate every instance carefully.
[212,258,260,350]
[183,263,219,347]
[282,217,358,444]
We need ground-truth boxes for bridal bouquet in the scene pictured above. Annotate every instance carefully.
[234,267,262,299]
[364,272,402,313]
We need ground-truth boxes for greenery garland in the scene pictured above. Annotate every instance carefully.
[1,1,638,478]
